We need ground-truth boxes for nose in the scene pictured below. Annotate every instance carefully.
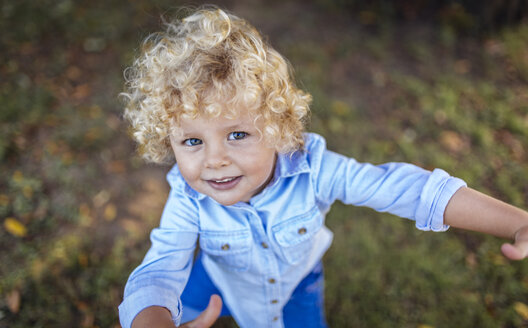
[204,143,230,169]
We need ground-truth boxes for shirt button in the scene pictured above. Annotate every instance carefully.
[268,278,276,284]
[221,243,230,250]
[261,242,269,249]
[273,316,279,321]
[298,227,307,235]
[271,299,278,304]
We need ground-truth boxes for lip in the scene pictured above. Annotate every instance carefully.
[206,176,242,190]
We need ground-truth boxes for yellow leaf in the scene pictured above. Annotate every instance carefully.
[514,302,528,320]
[4,218,27,237]
[104,203,117,221]
[491,252,507,266]
[22,185,33,199]
[440,131,465,153]
[331,100,350,116]
[12,170,23,183]
[31,258,45,281]
[78,203,93,227]
[79,203,90,216]
[93,189,110,208]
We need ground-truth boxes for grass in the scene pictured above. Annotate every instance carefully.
[1,1,527,327]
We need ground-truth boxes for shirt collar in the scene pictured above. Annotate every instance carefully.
[276,149,310,178]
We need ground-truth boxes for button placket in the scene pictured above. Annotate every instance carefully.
[240,206,282,327]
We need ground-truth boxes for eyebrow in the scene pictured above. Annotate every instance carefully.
[177,119,255,138]
[224,122,250,130]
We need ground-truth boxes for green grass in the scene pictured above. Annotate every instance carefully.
[1,1,527,327]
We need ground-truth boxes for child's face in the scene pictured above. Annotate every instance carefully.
[170,111,277,206]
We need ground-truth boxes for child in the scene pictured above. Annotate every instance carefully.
[119,7,528,328]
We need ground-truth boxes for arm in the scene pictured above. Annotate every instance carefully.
[131,295,222,328]
[119,189,200,328]
[444,187,528,260]
[131,306,174,328]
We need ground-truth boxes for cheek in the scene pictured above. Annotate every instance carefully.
[174,153,200,180]
[244,149,276,174]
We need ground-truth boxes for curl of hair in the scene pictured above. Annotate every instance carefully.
[122,6,312,164]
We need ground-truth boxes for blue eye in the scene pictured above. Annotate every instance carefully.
[228,132,247,140]
[184,138,202,146]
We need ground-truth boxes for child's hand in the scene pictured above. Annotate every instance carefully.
[501,226,528,260]
[180,295,222,328]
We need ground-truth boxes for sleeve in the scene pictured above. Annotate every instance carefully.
[309,135,467,231]
[118,188,199,328]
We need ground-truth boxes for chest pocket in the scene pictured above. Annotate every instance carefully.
[199,230,252,272]
[272,206,323,265]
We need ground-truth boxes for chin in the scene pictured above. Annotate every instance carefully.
[213,197,241,206]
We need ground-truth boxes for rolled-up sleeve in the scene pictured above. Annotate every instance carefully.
[119,188,199,328]
[308,134,466,231]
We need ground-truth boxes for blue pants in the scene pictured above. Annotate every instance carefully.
[181,253,328,327]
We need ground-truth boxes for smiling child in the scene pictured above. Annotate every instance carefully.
[118,7,528,328]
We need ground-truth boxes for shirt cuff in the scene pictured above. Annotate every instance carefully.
[118,286,182,328]
[415,169,467,232]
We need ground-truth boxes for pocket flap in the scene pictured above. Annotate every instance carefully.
[200,230,251,256]
[272,207,322,247]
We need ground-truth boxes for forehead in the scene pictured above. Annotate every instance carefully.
[175,111,258,134]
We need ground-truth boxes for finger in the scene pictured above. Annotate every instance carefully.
[190,294,223,328]
[501,241,528,260]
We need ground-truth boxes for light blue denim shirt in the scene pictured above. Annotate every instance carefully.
[118,132,466,328]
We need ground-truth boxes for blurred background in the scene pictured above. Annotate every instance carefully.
[1,0,528,327]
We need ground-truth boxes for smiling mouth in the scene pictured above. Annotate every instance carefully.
[206,176,242,190]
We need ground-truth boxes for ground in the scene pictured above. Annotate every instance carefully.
[1,0,528,327]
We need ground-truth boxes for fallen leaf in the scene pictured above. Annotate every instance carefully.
[103,203,117,221]
[79,203,94,227]
[66,66,82,81]
[12,170,24,183]
[22,185,33,199]
[440,131,465,153]
[120,218,143,240]
[6,289,21,313]
[4,217,27,237]
[331,100,350,116]
[454,59,470,74]
[31,258,46,281]
[514,302,528,320]
[72,83,91,100]
[93,190,110,208]
[465,252,477,269]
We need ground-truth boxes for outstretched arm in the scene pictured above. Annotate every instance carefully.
[131,295,222,328]
[444,187,528,260]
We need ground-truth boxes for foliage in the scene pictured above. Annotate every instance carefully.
[311,0,528,36]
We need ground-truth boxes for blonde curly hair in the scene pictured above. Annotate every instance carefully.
[122,6,312,164]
